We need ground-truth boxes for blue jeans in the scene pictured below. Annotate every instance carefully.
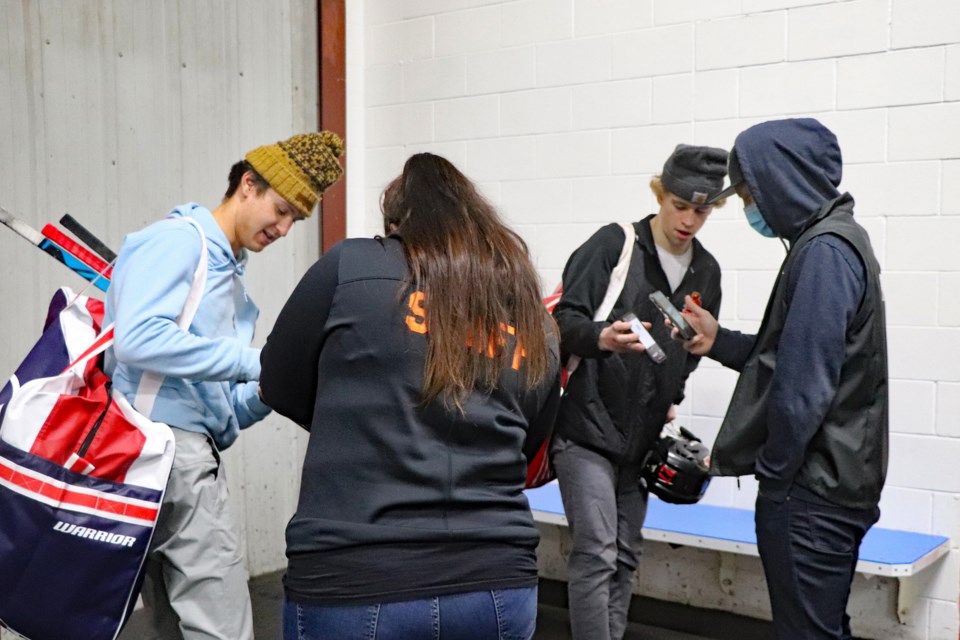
[282,586,537,640]
[756,492,879,640]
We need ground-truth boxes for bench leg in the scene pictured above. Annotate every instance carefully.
[896,576,917,624]
[719,553,736,596]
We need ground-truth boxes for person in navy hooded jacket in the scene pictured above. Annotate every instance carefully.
[678,118,888,640]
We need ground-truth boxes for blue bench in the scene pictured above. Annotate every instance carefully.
[525,481,950,624]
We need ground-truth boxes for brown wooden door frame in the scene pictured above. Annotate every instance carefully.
[318,0,346,253]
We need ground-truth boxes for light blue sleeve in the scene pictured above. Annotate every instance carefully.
[109,224,261,382]
[233,380,272,428]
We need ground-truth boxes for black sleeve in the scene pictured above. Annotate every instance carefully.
[260,243,342,428]
[710,328,756,372]
[522,329,563,462]
[552,223,626,360]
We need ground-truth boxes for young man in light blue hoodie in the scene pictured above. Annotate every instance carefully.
[108,132,344,640]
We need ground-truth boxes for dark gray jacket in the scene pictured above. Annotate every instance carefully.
[260,236,561,603]
[553,216,721,463]
[708,119,888,510]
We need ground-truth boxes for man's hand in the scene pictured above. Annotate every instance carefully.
[669,295,719,356]
[598,319,650,353]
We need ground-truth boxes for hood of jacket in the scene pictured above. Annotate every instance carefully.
[167,203,249,272]
[735,118,843,242]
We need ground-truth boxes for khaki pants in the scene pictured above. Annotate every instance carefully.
[121,429,253,640]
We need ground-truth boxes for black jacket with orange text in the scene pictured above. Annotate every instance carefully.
[260,236,561,605]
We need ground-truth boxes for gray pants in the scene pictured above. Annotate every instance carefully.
[550,435,648,640]
[121,429,254,640]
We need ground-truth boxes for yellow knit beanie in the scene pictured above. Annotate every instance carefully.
[245,131,345,218]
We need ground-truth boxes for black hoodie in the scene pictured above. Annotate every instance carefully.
[708,119,889,510]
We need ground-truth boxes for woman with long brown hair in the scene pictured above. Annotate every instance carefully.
[260,152,561,640]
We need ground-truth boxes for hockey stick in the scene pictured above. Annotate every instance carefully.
[0,205,110,292]
[59,213,118,263]
[41,224,113,280]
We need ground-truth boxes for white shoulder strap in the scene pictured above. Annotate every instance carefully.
[566,222,636,378]
[593,222,635,322]
[134,216,209,416]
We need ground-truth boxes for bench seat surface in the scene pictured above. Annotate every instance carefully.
[525,482,948,568]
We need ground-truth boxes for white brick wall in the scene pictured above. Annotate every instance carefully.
[501,88,571,136]
[741,0,825,12]
[944,160,960,215]
[947,45,960,100]
[787,0,889,61]
[817,109,888,163]
[653,0,741,26]
[612,24,693,78]
[365,18,433,66]
[465,46,536,95]
[695,13,785,71]
[537,36,610,87]
[842,161,940,217]
[610,123,693,174]
[404,0,466,20]
[651,74,693,124]
[435,95,499,141]
[537,131,611,178]
[693,69,739,121]
[941,273,960,326]
[501,0,573,47]
[402,55,466,102]
[570,175,648,223]
[740,60,835,116]
[501,179,572,226]
[365,64,402,107]
[360,1,960,636]
[891,0,960,48]
[938,383,960,437]
[574,0,652,37]
[889,102,960,161]
[837,49,945,110]
[889,379,937,435]
[436,6,501,56]
[573,79,652,129]
[463,135,536,181]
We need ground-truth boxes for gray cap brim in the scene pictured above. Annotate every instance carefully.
[706,182,740,205]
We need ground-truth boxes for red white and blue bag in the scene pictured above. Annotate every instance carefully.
[0,217,207,640]
[0,289,173,640]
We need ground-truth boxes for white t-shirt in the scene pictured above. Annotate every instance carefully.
[656,245,693,293]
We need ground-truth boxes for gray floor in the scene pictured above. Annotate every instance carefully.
[124,571,726,639]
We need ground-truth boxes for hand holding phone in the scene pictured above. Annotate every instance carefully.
[649,291,697,341]
[622,312,667,363]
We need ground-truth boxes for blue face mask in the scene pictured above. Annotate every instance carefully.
[744,203,776,238]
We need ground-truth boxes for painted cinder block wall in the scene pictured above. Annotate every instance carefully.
[354,0,960,637]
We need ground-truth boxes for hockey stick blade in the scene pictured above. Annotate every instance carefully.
[0,205,109,292]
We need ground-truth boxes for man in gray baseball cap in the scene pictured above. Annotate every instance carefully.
[550,143,728,640]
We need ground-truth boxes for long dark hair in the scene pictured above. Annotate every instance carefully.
[381,153,552,409]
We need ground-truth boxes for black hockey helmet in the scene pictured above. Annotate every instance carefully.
[639,425,711,505]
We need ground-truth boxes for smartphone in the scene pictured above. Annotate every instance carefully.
[649,290,696,341]
[622,312,666,363]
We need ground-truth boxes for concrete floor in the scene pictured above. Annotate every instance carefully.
[123,572,743,639]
